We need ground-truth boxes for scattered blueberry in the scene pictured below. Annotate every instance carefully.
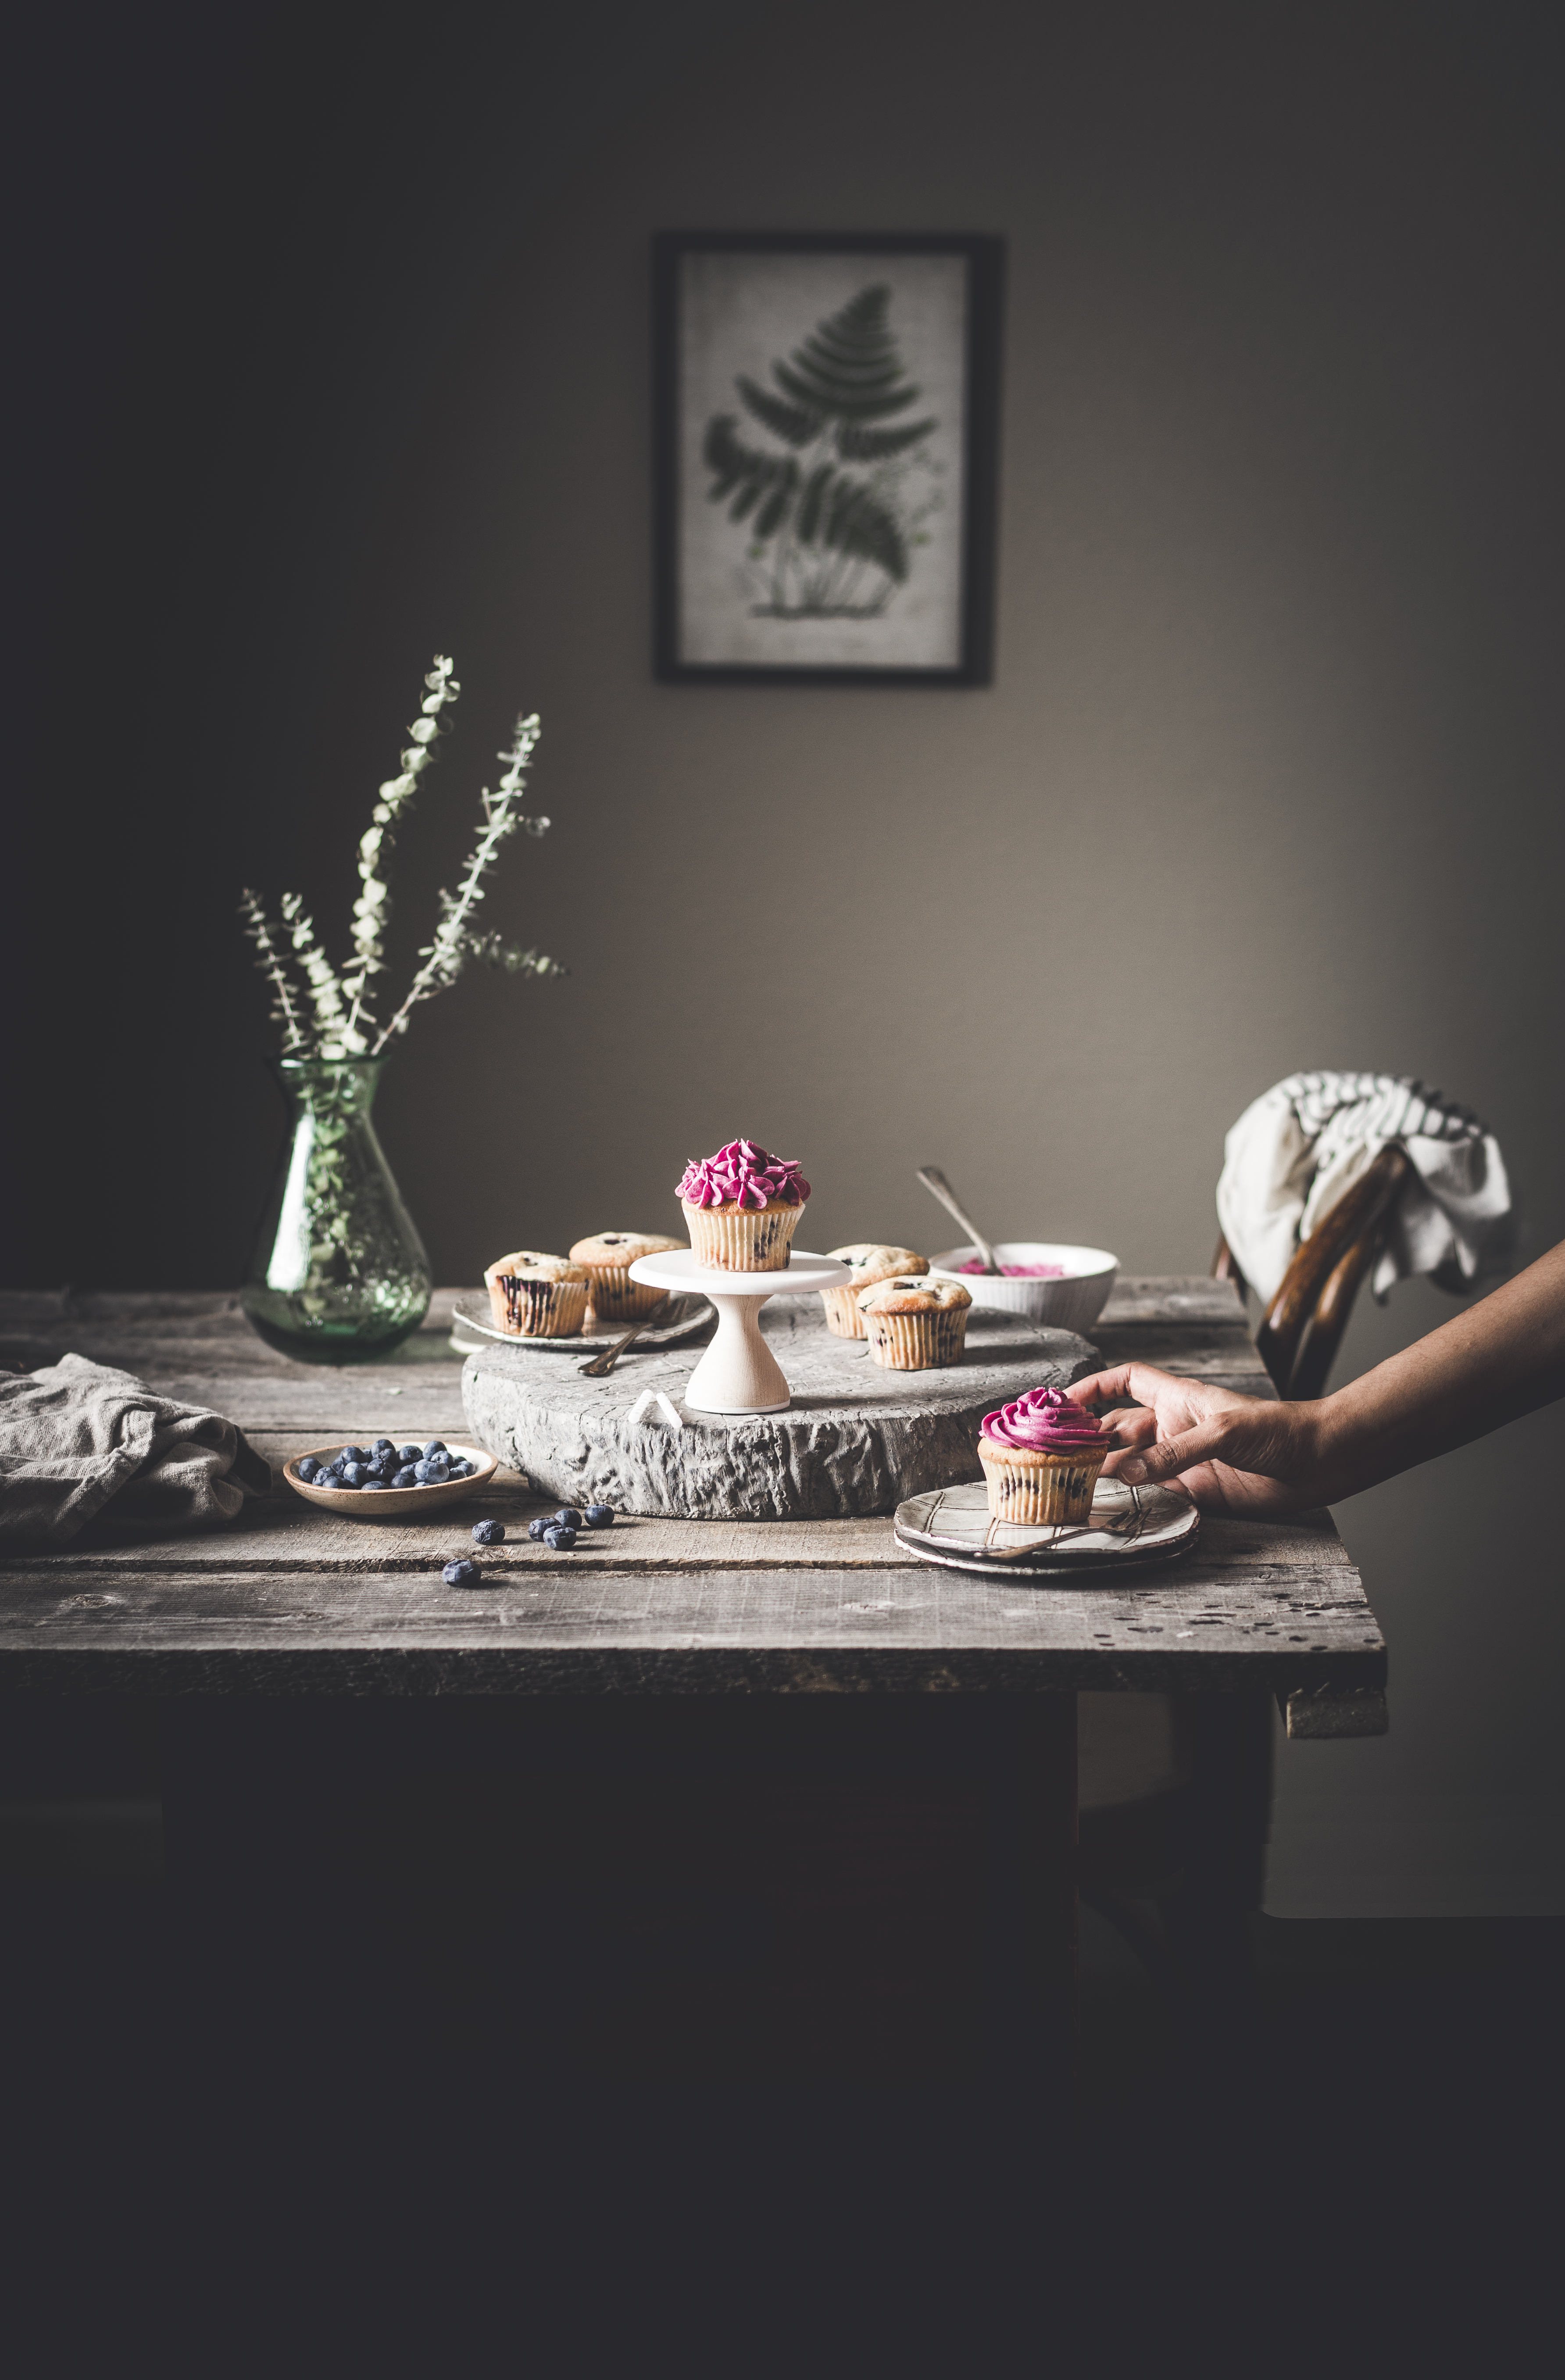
[443,1558,482,1586]
[472,1520,505,1546]
[543,1524,578,1550]
[583,1503,615,1529]
[341,1463,368,1488]
[297,1457,320,1482]
[552,1508,583,1529]
[393,1466,418,1489]
[527,1517,552,1541]
[397,1445,422,1465]
[424,1441,448,1459]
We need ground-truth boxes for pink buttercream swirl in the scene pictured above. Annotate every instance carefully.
[981,1385,1104,1455]
[676,1139,810,1211]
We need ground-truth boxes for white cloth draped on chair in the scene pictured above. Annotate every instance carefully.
[1217,1072,1512,1307]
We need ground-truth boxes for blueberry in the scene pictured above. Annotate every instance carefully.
[393,1466,418,1488]
[552,1508,583,1529]
[341,1446,368,1465]
[297,1457,320,1482]
[472,1519,505,1546]
[527,1517,551,1541]
[424,1459,450,1484]
[450,1460,475,1478]
[423,1441,448,1458]
[339,1467,365,1489]
[397,1445,422,1465]
[443,1558,482,1586]
[372,1438,397,1457]
[543,1525,578,1550]
[362,1480,389,1491]
[583,1503,615,1529]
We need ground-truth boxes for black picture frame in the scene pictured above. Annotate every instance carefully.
[654,231,1003,686]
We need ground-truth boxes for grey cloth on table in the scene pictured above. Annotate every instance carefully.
[0,1353,272,1549]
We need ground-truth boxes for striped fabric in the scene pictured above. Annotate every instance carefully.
[1217,1071,1511,1308]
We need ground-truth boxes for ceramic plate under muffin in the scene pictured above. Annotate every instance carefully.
[894,1478,1198,1575]
[282,1442,499,1518]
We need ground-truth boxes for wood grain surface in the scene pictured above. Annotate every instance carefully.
[0,1281,1386,1704]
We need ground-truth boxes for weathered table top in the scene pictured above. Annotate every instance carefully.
[0,1281,1387,1717]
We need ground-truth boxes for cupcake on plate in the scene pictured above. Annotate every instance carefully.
[858,1274,971,1369]
[977,1386,1108,1525]
[483,1251,590,1339]
[676,1139,811,1272]
[821,1245,927,1339]
[568,1232,682,1323]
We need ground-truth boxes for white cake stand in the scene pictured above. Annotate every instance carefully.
[628,1248,851,1414]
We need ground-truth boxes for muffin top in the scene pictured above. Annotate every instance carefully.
[483,1251,587,1288]
[828,1243,928,1290]
[676,1140,811,1210]
[569,1231,682,1269]
[857,1275,972,1316]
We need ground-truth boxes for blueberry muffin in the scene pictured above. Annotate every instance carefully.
[858,1274,972,1369]
[483,1251,590,1339]
[568,1231,682,1322]
[821,1244,928,1338]
[675,1140,810,1272]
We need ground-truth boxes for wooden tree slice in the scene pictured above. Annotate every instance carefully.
[461,1297,1103,1520]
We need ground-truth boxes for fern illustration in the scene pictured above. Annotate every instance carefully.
[703,283,941,620]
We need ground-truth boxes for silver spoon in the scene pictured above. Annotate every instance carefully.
[578,1298,673,1378]
[916,1167,1003,1276]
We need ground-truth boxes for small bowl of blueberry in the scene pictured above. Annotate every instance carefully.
[283,1436,499,1516]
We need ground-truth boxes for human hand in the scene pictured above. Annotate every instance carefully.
[1068,1365,1335,1517]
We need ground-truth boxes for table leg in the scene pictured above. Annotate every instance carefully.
[980,1692,1078,2106]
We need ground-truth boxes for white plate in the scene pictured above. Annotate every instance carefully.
[894,1478,1198,1576]
[449,1291,714,1353]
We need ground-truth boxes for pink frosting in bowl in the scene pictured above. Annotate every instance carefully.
[676,1139,811,1212]
[980,1385,1104,1456]
[955,1258,1067,1278]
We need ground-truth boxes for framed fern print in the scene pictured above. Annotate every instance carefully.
[654,233,1002,684]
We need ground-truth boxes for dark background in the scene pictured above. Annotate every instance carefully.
[8,0,1565,1915]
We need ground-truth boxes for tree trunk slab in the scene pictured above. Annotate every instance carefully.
[461,1298,1103,1520]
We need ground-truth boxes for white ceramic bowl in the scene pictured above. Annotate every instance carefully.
[929,1242,1118,1334]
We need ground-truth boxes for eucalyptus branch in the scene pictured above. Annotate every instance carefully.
[239,890,308,1052]
[465,930,568,979]
[280,892,366,1057]
[371,713,553,1052]
[343,655,460,1037]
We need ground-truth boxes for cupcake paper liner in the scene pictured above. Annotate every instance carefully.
[487,1275,590,1339]
[682,1199,805,1273]
[580,1269,670,1323]
[978,1439,1108,1526]
[820,1285,869,1338]
[864,1305,970,1371]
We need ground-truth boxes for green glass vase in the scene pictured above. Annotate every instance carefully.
[242,1056,432,1364]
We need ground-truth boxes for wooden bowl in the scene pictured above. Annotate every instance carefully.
[282,1441,499,1518]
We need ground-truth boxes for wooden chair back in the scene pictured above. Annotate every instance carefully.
[1213,1144,1411,1399]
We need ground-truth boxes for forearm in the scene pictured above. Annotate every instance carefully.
[1314,1239,1565,1497]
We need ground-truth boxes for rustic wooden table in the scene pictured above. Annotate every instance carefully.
[0,1279,1387,2091]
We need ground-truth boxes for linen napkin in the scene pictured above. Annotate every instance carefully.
[0,1353,272,1550]
[1216,1072,1512,1307]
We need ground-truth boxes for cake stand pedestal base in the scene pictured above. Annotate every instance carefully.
[629,1249,851,1415]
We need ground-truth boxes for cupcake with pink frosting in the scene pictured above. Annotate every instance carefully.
[676,1139,811,1271]
[977,1386,1108,1527]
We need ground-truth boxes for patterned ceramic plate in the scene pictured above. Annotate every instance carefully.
[894,1478,1199,1576]
[449,1290,714,1354]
